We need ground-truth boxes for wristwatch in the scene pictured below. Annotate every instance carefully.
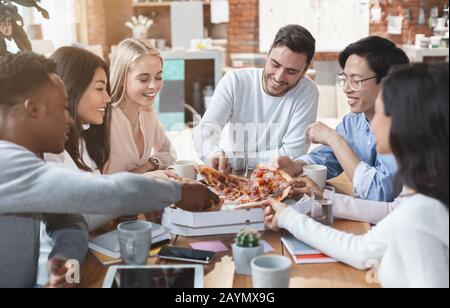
[148,157,161,170]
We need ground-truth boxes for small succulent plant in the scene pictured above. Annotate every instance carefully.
[235,228,261,248]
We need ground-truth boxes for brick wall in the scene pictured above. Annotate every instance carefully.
[86,0,448,61]
[370,0,448,45]
[226,0,449,61]
[104,0,134,49]
[227,0,259,54]
[86,0,227,59]
[86,0,108,56]
[86,0,133,59]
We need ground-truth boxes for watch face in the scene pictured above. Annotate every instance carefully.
[150,158,159,168]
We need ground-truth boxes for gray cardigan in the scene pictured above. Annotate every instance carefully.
[0,141,182,287]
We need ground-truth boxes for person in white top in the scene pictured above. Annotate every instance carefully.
[265,63,449,288]
[46,47,113,174]
[39,47,119,285]
[193,25,319,173]
[287,176,402,225]
[105,39,177,175]
[40,47,176,285]
[44,47,117,230]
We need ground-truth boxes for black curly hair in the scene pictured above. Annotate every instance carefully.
[0,52,56,112]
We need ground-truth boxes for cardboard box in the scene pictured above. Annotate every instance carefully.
[162,207,265,237]
[162,197,312,237]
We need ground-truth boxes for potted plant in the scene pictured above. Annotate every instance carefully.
[0,0,49,56]
[232,228,264,276]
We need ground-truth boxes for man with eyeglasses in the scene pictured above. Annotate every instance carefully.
[277,36,410,202]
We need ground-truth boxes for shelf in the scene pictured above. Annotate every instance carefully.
[132,0,210,8]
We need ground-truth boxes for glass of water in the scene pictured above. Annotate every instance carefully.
[310,186,335,226]
[231,150,250,177]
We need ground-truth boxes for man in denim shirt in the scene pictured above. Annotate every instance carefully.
[277,36,410,202]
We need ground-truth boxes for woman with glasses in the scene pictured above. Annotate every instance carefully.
[276,36,410,202]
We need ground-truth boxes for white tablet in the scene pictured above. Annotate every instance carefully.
[102,265,204,288]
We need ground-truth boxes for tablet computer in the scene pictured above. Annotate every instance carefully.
[102,265,203,288]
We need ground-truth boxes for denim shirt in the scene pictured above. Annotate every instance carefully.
[299,113,398,202]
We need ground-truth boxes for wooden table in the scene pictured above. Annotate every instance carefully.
[80,174,379,288]
[80,221,378,288]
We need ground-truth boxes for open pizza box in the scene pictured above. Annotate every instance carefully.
[161,198,312,237]
[162,164,312,236]
[161,207,266,237]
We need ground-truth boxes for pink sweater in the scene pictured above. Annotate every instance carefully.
[105,107,177,174]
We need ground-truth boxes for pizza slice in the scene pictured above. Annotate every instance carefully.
[196,165,250,202]
[196,164,292,211]
[248,164,292,203]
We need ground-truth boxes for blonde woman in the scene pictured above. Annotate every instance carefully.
[106,39,177,175]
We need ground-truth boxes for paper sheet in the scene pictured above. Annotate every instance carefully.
[190,240,229,253]
[387,15,404,35]
[211,0,230,24]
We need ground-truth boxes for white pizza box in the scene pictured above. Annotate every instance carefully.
[163,207,264,228]
[163,219,266,237]
[162,207,265,236]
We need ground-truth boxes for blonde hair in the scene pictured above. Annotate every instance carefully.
[110,38,163,107]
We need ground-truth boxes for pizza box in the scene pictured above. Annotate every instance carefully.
[162,207,266,236]
[163,219,266,237]
[163,206,264,228]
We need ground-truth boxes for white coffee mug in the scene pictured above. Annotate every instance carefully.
[302,165,327,188]
[118,221,152,266]
[251,255,292,288]
[174,160,198,180]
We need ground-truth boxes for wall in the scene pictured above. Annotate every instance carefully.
[85,0,448,61]
[228,0,259,54]
[85,0,133,59]
[85,0,108,56]
[370,0,448,45]
[226,0,448,61]
[85,0,226,59]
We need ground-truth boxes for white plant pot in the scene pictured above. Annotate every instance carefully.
[132,26,147,40]
[232,243,264,276]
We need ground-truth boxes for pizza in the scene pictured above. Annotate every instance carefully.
[196,164,292,210]
[196,165,250,202]
[248,164,292,202]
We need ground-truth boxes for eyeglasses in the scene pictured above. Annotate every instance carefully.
[336,74,378,91]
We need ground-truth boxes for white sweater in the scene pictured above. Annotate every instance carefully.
[279,194,449,288]
[330,190,403,225]
[193,68,319,169]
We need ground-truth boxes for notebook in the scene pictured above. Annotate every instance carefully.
[89,223,171,260]
[281,233,337,264]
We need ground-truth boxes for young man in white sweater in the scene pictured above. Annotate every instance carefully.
[0,52,218,288]
[265,63,449,288]
[193,25,319,173]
